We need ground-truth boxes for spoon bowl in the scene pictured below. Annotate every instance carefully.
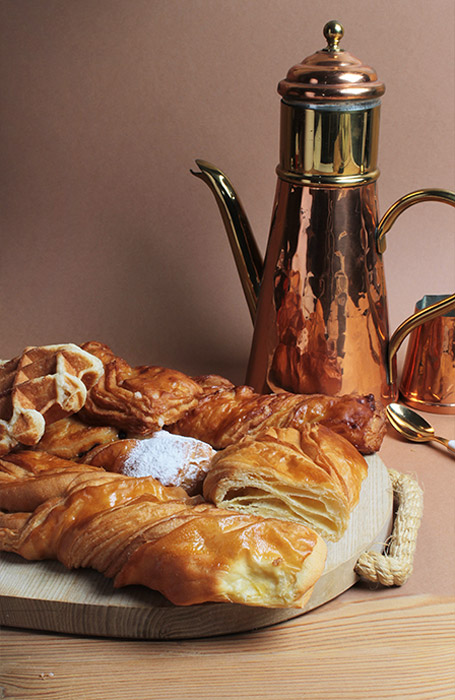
[386,403,455,455]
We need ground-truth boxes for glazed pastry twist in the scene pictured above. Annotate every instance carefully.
[0,453,327,608]
[171,377,386,454]
[0,450,190,512]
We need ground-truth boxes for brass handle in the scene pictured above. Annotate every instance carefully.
[387,295,455,385]
[376,188,455,385]
[377,188,455,254]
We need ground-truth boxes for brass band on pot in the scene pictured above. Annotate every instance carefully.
[277,100,381,186]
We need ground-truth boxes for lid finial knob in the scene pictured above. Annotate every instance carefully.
[323,20,344,52]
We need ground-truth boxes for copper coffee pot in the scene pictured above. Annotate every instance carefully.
[193,21,455,404]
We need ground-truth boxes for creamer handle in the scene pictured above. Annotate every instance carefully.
[375,188,455,385]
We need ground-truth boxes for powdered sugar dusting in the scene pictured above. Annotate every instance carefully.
[122,430,216,494]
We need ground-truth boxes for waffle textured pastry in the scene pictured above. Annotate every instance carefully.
[0,344,104,456]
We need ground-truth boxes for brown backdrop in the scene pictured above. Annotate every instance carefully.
[1,0,454,383]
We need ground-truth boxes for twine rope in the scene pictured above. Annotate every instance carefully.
[355,468,424,586]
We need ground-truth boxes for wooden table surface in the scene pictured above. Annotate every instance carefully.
[1,411,454,700]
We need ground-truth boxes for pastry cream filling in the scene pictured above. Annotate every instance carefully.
[218,549,311,608]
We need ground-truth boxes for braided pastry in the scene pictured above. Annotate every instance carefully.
[0,450,190,512]
[0,454,326,608]
[171,378,386,454]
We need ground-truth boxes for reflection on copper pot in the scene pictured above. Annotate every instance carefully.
[251,181,389,401]
[400,296,455,414]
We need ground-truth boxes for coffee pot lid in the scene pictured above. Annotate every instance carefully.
[278,21,385,102]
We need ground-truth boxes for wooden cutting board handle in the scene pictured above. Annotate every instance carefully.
[355,468,423,586]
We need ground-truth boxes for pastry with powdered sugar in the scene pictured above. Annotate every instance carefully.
[83,430,216,496]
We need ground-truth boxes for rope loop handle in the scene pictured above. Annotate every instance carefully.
[355,468,424,586]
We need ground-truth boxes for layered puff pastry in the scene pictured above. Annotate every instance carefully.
[83,430,216,496]
[78,341,202,435]
[0,453,327,609]
[203,424,368,542]
[171,381,386,455]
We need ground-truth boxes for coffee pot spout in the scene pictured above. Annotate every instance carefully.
[191,160,263,321]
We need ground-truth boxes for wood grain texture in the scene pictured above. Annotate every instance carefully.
[0,455,392,639]
[1,595,453,700]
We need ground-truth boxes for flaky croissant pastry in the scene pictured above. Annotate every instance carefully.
[203,424,368,541]
[78,341,202,435]
[0,455,327,608]
[171,379,386,454]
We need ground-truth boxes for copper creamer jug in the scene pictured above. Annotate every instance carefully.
[193,21,455,404]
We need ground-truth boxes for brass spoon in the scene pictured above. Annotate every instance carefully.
[386,403,455,456]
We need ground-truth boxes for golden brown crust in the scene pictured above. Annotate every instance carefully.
[0,451,101,512]
[171,385,386,454]
[192,374,236,394]
[203,424,368,541]
[79,341,202,435]
[285,393,386,455]
[113,504,326,607]
[34,416,120,459]
[0,458,327,608]
[0,450,190,513]
[83,440,137,472]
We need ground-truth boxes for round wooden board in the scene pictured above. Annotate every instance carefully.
[0,454,393,639]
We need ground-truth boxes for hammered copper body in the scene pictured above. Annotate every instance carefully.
[246,181,391,401]
[399,296,455,414]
